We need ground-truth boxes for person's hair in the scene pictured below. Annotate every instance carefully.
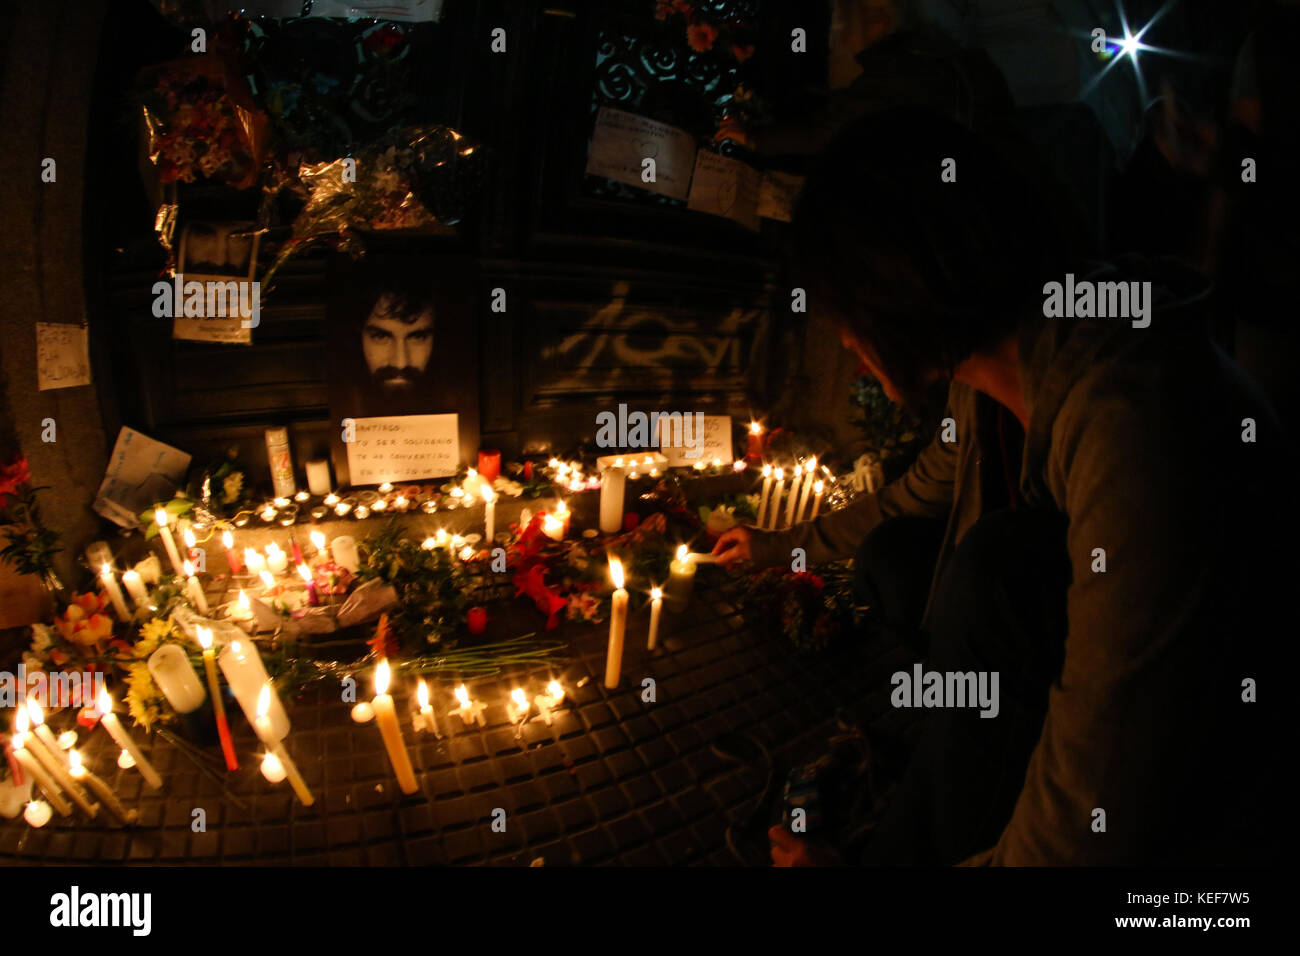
[786,107,1074,402]
[353,265,435,325]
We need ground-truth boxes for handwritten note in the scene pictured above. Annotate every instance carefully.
[659,414,734,466]
[36,323,91,391]
[173,310,252,345]
[758,170,806,223]
[586,107,697,201]
[93,427,192,528]
[686,152,762,232]
[346,414,459,485]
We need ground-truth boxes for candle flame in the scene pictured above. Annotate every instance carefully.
[556,499,567,516]
[266,542,282,555]
[69,750,83,774]
[466,468,477,479]
[775,467,785,479]
[97,689,113,716]
[100,563,112,578]
[676,544,688,562]
[421,537,437,550]
[762,464,771,477]
[793,464,802,477]
[375,658,391,696]
[713,458,722,467]
[733,460,746,471]
[154,508,168,527]
[609,556,625,590]
[814,480,825,493]
[310,531,325,551]
[257,683,271,720]
[547,680,564,701]
[183,559,194,577]
[511,688,527,707]
[807,457,818,472]
[417,680,430,709]
[244,547,258,564]
[482,486,495,503]
[297,564,313,583]
[259,570,275,589]
[26,698,44,727]
[238,589,250,610]
[196,626,212,649]
[455,684,470,707]
[14,706,29,735]
[184,528,196,549]
[750,421,762,435]
[651,587,663,600]
[223,530,234,548]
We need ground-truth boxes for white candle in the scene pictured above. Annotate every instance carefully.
[305,459,332,496]
[121,570,149,610]
[10,710,72,816]
[506,687,530,724]
[795,458,816,521]
[415,679,439,737]
[183,559,209,614]
[449,684,486,727]
[155,508,185,576]
[757,464,773,529]
[785,465,804,528]
[244,547,266,576]
[599,458,626,534]
[372,661,418,795]
[254,684,314,806]
[533,680,565,726]
[100,564,130,622]
[605,556,628,689]
[97,691,162,789]
[69,750,136,826]
[26,701,67,768]
[331,535,360,573]
[146,644,206,715]
[219,639,289,741]
[20,706,97,817]
[483,485,496,542]
[264,543,288,576]
[767,468,785,530]
[810,479,825,520]
[647,586,663,651]
[310,530,327,557]
[666,544,696,610]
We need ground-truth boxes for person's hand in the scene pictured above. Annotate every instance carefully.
[769,825,842,867]
[712,526,753,567]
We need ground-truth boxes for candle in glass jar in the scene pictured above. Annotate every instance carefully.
[155,508,185,576]
[305,459,332,496]
[604,556,629,689]
[371,660,419,795]
[331,535,360,573]
[99,564,130,622]
[265,543,288,576]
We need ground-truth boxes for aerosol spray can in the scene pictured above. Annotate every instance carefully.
[265,427,297,498]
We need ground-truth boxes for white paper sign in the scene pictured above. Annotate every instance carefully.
[346,414,459,485]
[586,107,697,201]
[687,152,762,232]
[93,427,192,528]
[758,170,806,222]
[36,323,91,391]
[172,310,252,345]
[659,414,733,466]
[217,0,444,19]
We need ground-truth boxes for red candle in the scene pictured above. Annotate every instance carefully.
[477,449,502,483]
[467,607,488,634]
[746,422,765,461]
[523,461,533,481]
[222,531,243,574]
[290,534,304,566]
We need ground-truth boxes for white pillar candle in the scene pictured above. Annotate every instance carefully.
[767,468,785,530]
[647,587,663,650]
[482,485,496,542]
[371,660,418,795]
[785,464,804,529]
[795,457,817,522]
[605,557,629,689]
[99,564,130,622]
[810,479,825,520]
[147,644,206,715]
[155,508,186,577]
[599,458,627,534]
[264,543,288,576]
[756,464,773,529]
[331,535,360,573]
[244,547,266,576]
[665,545,696,610]
[254,684,314,806]
[218,639,289,742]
[121,570,149,609]
[97,691,162,789]
[305,459,332,496]
[183,560,209,614]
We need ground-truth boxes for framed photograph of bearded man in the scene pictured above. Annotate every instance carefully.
[326,254,480,487]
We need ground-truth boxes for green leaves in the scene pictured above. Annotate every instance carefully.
[137,498,194,540]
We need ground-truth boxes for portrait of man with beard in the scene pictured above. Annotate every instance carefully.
[328,254,480,485]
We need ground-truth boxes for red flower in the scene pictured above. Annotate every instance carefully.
[672,0,692,13]
[0,456,31,503]
[368,612,399,658]
[732,43,755,62]
[654,1,673,20]
[687,21,719,52]
[363,24,404,54]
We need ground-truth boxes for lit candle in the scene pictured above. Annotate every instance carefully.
[97,691,162,789]
[183,559,209,614]
[795,457,818,522]
[21,704,98,818]
[756,464,773,529]
[371,660,418,795]
[259,569,276,594]
[183,526,198,562]
[372,499,387,513]
[647,586,663,651]
[483,486,497,542]
[298,564,319,605]
[310,530,326,557]
[414,679,440,737]
[155,508,185,576]
[146,644,206,715]
[273,497,291,509]
[244,547,266,576]
[230,589,254,622]
[254,684,314,806]
[24,800,53,828]
[290,533,304,565]
[26,700,67,767]
[767,468,785,530]
[196,627,238,771]
[810,479,826,520]
[506,687,530,724]
[264,543,288,576]
[323,492,340,508]
[218,640,289,742]
[542,510,565,542]
[223,531,243,574]
[378,482,393,494]
[450,684,487,727]
[533,680,566,726]
[331,535,360,573]
[261,504,277,522]
[120,569,149,610]
[100,564,130,622]
[10,712,72,816]
[599,457,626,534]
[69,750,136,826]
[665,544,696,610]
[747,421,764,460]
[605,556,628,689]
[785,464,804,528]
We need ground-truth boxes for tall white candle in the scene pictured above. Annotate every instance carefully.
[371,661,418,795]
[796,457,818,522]
[599,458,627,534]
[756,464,773,529]
[26,701,68,768]
[147,644,206,715]
[155,508,185,577]
[482,485,496,542]
[183,560,209,614]
[254,684,314,806]
[219,639,289,742]
[20,706,97,818]
[785,465,804,529]
[10,730,72,817]
[100,564,130,622]
[121,570,149,610]
[97,691,162,789]
[810,479,825,520]
[605,557,628,689]
[647,587,663,651]
[767,468,785,531]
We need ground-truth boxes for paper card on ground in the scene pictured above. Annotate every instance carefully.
[93,427,192,527]
[659,414,734,465]
[36,323,91,390]
[586,107,696,201]
[346,414,459,485]
[687,151,762,232]
[758,170,806,222]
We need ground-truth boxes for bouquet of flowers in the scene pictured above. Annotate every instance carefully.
[739,563,860,654]
[0,455,62,597]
